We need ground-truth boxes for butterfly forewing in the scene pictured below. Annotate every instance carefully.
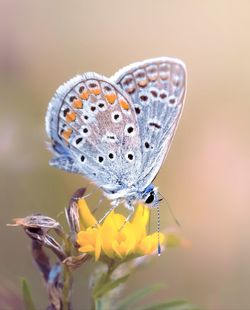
[46,73,142,192]
[112,57,186,189]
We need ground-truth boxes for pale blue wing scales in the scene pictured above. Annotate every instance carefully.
[112,57,186,189]
[46,73,142,193]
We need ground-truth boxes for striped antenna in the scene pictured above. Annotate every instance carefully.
[157,204,161,256]
[158,192,181,227]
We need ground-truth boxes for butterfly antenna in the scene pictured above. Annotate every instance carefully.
[158,192,181,227]
[157,204,161,256]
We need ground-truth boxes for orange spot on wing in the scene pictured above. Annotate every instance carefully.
[62,128,73,140]
[119,99,130,110]
[105,93,117,104]
[91,88,101,96]
[138,80,148,87]
[72,99,83,109]
[66,111,76,123]
[80,91,89,100]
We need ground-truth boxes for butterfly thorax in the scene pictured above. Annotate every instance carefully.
[103,183,159,208]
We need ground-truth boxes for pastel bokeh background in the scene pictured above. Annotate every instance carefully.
[1,1,250,309]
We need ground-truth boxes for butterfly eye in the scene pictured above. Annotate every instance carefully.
[145,191,155,204]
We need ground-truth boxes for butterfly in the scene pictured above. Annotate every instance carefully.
[46,57,187,222]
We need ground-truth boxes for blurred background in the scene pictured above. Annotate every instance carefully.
[1,0,250,309]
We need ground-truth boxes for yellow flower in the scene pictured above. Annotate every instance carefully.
[101,212,137,259]
[77,228,101,261]
[76,199,101,261]
[76,199,165,261]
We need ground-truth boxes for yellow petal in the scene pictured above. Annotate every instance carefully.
[131,204,149,242]
[95,232,101,261]
[77,231,91,245]
[112,240,123,258]
[100,211,137,259]
[110,225,136,258]
[77,226,101,260]
[79,245,95,252]
[77,200,166,261]
[136,232,165,255]
[132,204,149,227]
[111,213,127,230]
[100,212,118,258]
[78,198,97,228]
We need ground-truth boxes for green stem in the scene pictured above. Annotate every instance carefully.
[62,264,72,310]
[94,298,102,310]
[92,260,119,309]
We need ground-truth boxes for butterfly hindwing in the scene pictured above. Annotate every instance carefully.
[46,73,142,192]
[112,57,187,189]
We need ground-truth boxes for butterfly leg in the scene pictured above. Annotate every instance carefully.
[92,196,104,215]
[118,202,135,231]
[98,199,120,224]
[125,202,135,222]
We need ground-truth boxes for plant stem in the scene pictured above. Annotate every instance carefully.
[62,264,72,310]
[94,298,102,310]
[91,260,119,309]
[62,235,73,310]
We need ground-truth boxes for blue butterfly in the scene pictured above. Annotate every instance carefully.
[46,57,186,223]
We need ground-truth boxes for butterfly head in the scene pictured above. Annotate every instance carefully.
[142,184,160,208]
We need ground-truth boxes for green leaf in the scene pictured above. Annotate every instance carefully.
[116,283,164,310]
[20,278,36,310]
[136,299,199,310]
[93,274,129,299]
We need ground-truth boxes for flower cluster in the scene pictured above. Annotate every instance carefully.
[76,199,165,261]
[11,188,193,310]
